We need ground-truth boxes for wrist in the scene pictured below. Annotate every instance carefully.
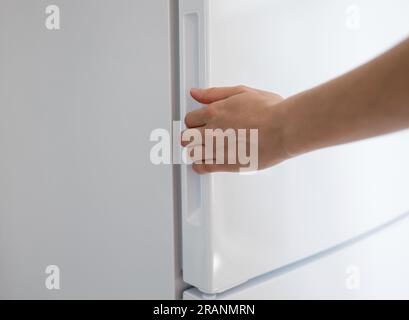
[277,98,300,159]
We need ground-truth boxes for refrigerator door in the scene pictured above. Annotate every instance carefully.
[180,0,409,294]
[184,212,409,299]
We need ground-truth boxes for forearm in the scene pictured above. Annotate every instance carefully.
[281,38,409,157]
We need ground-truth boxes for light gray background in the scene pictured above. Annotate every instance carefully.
[0,0,182,299]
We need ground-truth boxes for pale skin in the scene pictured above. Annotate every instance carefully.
[181,38,409,174]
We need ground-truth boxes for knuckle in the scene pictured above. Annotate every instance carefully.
[205,104,217,119]
[184,113,191,127]
[237,85,249,92]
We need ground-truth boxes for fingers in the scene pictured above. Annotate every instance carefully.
[185,85,248,128]
[186,145,214,162]
[184,106,210,128]
[180,127,205,147]
[182,136,243,174]
[182,85,250,175]
[181,132,249,174]
[181,127,234,148]
[191,86,247,104]
[192,163,239,174]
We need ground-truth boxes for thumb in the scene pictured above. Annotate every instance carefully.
[191,86,247,104]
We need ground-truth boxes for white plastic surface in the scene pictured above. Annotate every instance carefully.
[181,0,409,294]
[0,0,179,299]
[179,0,213,292]
[184,211,409,299]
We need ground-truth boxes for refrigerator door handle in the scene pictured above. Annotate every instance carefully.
[179,0,208,227]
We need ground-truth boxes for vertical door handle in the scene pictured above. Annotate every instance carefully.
[179,0,208,226]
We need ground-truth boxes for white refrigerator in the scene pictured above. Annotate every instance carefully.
[1,0,409,300]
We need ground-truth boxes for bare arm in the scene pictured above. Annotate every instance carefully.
[282,37,409,157]
[182,38,409,173]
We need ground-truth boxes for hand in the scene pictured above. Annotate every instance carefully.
[181,85,290,174]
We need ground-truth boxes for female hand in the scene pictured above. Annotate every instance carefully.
[181,85,290,174]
